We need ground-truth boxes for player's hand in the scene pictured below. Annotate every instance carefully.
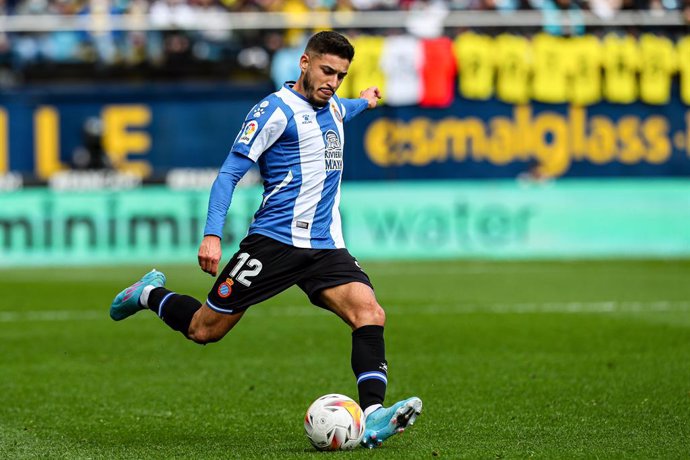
[359,87,381,109]
[198,235,222,276]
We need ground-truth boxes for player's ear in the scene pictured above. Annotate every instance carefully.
[300,54,309,72]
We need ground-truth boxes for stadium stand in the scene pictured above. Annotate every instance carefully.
[0,0,688,83]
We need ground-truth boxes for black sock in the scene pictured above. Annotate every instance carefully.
[351,325,387,411]
[147,287,201,338]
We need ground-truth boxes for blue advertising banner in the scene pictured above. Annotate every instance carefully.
[349,100,690,180]
[1,83,689,181]
[0,83,273,180]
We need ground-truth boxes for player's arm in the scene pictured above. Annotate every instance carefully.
[199,152,254,276]
[340,87,381,122]
[199,98,288,276]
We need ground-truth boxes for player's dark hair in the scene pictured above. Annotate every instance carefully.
[304,31,355,62]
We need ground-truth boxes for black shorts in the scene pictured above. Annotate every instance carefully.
[206,233,373,314]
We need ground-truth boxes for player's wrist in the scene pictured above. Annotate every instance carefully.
[358,97,372,110]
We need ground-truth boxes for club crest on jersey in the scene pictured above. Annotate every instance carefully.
[331,103,343,123]
[238,121,259,144]
[217,278,234,298]
[324,130,343,171]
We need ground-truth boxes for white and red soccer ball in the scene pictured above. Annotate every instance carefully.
[304,394,366,451]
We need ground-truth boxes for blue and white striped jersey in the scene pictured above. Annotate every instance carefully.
[222,83,368,249]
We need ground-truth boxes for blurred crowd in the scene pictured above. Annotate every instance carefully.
[0,0,689,84]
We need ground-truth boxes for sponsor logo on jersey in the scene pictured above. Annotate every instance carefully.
[252,101,269,118]
[238,120,259,144]
[301,114,312,124]
[217,278,234,298]
[324,129,343,171]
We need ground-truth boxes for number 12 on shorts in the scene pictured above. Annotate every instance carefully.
[229,252,263,287]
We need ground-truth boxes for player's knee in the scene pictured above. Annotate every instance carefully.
[371,304,386,326]
[352,301,385,328]
[187,325,222,345]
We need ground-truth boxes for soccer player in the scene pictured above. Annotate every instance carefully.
[110,31,422,449]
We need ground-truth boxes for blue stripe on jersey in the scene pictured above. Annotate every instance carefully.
[250,105,302,245]
[231,94,285,161]
[254,95,296,197]
[309,105,343,246]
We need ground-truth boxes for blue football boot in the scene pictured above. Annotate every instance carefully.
[110,269,166,321]
[361,397,423,448]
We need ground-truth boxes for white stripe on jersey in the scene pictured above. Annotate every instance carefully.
[286,97,327,248]
[248,109,288,161]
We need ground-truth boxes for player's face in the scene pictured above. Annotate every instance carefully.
[300,53,350,106]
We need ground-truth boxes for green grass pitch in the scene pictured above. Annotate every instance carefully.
[1,259,689,458]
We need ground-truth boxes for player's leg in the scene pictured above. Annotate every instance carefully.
[319,281,385,329]
[319,281,388,413]
[110,234,305,342]
[110,269,244,343]
[145,286,246,343]
[300,250,422,448]
[187,305,245,344]
[319,282,422,448]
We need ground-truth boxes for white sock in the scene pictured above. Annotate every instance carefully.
[139,285,155,308]
[364,404,382,418]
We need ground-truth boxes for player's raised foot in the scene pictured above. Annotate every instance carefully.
[361,397,422,449]
[109,269,166,321]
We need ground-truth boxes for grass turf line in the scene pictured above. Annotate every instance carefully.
[0,259,689,458]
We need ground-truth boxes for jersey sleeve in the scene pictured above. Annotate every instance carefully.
[231,96,289,162]
[339,97,369,123]
[203,152,255,238]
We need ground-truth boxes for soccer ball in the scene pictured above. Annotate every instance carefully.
[304,394,366,451]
